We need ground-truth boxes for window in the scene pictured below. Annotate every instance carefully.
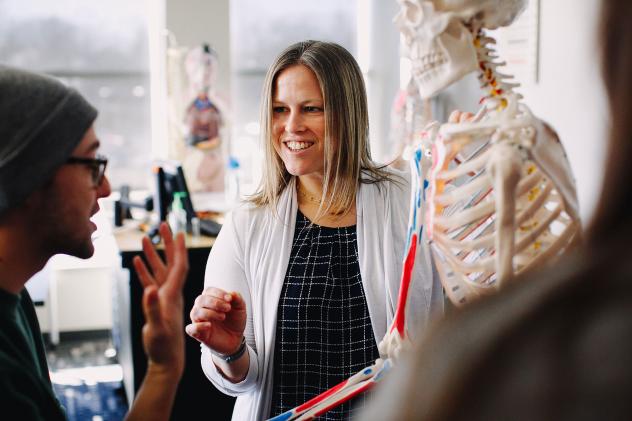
[0,0,152,189]
[229,0,358,191]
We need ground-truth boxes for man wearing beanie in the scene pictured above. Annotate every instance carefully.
[0,65,188,420]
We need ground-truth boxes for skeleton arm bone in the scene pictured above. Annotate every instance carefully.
[293,360,393,421]
[487,142,523,283]
[267,360,391,421]
[379,145,427,359]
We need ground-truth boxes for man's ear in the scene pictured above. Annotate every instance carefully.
[4,170,59,227]
[23,169,58,207]
[0,204,22,227]
[20,185,49,216]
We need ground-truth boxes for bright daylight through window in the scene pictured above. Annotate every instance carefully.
[0,0,152,189]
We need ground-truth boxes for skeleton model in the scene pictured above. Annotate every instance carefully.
[268,1,581,418]
[397,0,581,305]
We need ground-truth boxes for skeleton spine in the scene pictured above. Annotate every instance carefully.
[473,28,521,109]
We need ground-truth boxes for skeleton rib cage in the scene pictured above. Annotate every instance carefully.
[425,30,581,306]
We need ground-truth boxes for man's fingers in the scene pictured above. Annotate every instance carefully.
[159,222,175,267]
[141,236,166,281]
[163,232,188,296]
[174,232,189,285]
[133,256,153,288]
[142,285,162,326]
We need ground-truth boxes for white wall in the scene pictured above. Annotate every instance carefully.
[519,0,607,223]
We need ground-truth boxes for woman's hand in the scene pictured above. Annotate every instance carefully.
[448,110,474,124]
[132,222,188,378]
[186,287,247,356]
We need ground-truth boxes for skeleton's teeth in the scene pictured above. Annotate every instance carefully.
[286,141,313,151]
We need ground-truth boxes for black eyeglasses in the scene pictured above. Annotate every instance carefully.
[66,154,108,186]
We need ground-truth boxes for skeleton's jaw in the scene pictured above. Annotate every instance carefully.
[410,42,478,98]
[413,66,467,98]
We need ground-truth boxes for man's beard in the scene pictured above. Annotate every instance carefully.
[33,186,95,260]
[41,222,95,260]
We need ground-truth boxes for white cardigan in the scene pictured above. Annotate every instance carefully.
[200,171,444,421]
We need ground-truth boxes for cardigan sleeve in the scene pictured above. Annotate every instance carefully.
[199,208,260,395]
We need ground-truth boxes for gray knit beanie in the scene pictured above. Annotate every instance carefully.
[0,65,97,215]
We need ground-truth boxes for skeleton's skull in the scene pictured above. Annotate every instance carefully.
[396,0,527,99]
[396,0,477,99]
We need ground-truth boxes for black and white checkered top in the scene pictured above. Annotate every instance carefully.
[269,210,380,420]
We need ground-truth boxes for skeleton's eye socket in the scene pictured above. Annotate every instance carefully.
[404,1,423,25]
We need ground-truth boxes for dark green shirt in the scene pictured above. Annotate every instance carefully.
[0,287,66,420]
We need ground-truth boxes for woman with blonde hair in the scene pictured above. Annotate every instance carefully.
[187,40,443,420]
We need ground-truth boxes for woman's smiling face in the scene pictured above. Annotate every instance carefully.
[271,64,326,179]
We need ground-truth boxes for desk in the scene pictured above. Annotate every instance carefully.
[113,224,235,420]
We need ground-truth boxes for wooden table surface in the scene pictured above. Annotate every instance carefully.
[112,220,215,252]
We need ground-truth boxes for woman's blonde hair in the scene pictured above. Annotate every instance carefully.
[249,40,395,217]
